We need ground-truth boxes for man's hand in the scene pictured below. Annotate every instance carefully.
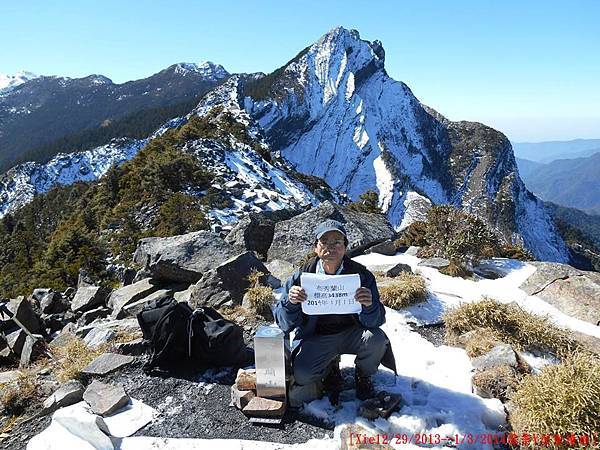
[355,287,373,307]
[288,286,307,304]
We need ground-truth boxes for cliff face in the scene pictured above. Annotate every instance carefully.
[232,27,568,261]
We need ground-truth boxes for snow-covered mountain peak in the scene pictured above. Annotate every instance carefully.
[0,70,38,93]
[172,62,229,81]
[311,26,385,73]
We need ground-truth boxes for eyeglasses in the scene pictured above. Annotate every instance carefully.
[317,239,345,248]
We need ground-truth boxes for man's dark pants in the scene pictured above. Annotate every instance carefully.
[293,325,388,386]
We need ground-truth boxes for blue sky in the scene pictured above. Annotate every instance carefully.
[2,0,598,142]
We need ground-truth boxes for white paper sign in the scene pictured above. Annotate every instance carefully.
[300,273,361,315]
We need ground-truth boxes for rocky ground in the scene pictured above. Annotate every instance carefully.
[1,357,334,450]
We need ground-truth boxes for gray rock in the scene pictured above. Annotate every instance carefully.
[472,344,518,371]
[418,257,450,270]
[405,246,420,256]
[114,338,147,356]
[6,329,27,355]
[173,286,194,303]
[62,286,76,300]
[83,380,130,416]
[19,334,43,367]
[231,385,255,410]
[120,267,137,286]
[40,291,68,315]
[189,252,269,308]
[189,270,233,309]
[71,286,109,313]
[42,380,84,413]
[81,306,110,325]
[133,231,238,283]
[118,288,173,319]
[365,240,397,256]
[82,353,135,376]
[83,328,116,349]
[242,396,285,418]
[385,263,413,277]
[77,318,140,338]
[0,370,22,384]
[225,213,276,260]
[49,330,78,350]
[1,296,41,334]
[77,269,95,288]
[267,201,396,264]
[265,259,296,285]
[108,278,161,319]
[32,288,52,303]
[519,261,600,325]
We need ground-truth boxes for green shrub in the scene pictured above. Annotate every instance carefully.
[510,352,600,447]
[444,299,579,358]
[379,273,427,309]
[153,192,208,236]
[425,205,501,266]
[394,221,428,248]
[245,286,274,317]
[500,244,534,261]
[347,190,382,214]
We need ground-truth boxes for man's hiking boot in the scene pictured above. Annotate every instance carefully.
[323,358,343,406]
[355,371,375,401]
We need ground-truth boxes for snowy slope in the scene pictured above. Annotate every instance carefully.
[0,138,146,217]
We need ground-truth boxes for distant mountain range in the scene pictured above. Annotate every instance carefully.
[516,152,600,215]
[512,139,600,163]
[0,62,229,172]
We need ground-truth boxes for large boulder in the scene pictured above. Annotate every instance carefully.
[190,252,270,308]
[133,231,238,283]
[40,291,69,315]
[70,286,110,313]
[1,296,41,334]
[107,278,161,319]
[267,201,396,264]
[225,210,299,260]
[520,262,600,326]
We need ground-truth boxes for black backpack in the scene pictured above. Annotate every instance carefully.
[188,307,253,368]
[137,296,253,374]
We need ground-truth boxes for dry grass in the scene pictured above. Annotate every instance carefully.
[245,285,274,317]
[113,329,143,345]
[510,352,600,447]
[379,273,427,309]
[52,337,109,383]
[0,371,38,415]
[439,261,471,278]
[472,365,519,402]
[245,269,264,288]
[444,298,579,358]
[0,415,19,434]
[463,328,501,357]
[373,271,387,282]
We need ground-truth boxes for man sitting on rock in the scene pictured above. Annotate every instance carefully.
[274,219,392,406]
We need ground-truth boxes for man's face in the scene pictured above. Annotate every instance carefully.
[315,230,346,266]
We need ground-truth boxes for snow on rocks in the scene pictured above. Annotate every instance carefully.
[0,139,145,219]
